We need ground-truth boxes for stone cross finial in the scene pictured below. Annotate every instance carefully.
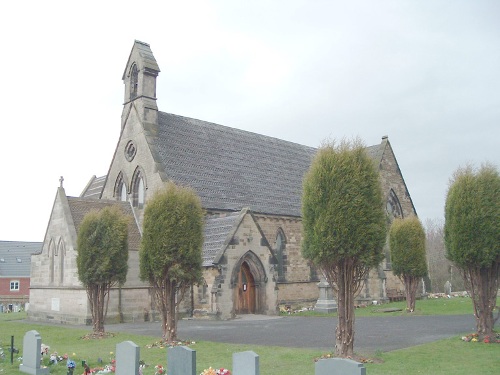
[59,176,64,188]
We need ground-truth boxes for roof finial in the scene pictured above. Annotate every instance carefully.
[59,176,64,188]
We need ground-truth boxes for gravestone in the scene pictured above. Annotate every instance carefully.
[19,330,49,375]
[233,351,259,375]
[315,358,366,375]
[115,341,139,375]
[315,277,337,313]
[444,281,452,296]
[167,346,196,375]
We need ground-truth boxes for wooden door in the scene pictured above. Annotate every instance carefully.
[236,262,256,314]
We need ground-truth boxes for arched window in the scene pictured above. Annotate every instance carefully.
[120,182,127,201]
[275,229,287,282]
[385,189,403,270]
[138,178,145,207]
[58,239,65,285]
[49,239,55,285]
[114,172,129,202]
[199,279,208,302]
[130,64,138,100]
[132,167,146,208]
[386,189,403,220]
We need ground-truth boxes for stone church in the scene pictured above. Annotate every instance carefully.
[28,41,416,324]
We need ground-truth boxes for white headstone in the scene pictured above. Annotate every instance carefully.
[315,358,366,375]
[233,351,259,375]
[168,346,196,375]
[19,330,49,375]
[115,341,140,375]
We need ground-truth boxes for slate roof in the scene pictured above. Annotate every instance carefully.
[154,112,317,217]
[67,198,142,251]
[0,241,41,277]
[80,175,106,199]
[153,112,384,217]
[202,212,242,266]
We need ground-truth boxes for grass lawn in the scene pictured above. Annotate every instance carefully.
[1,298,499,375]
[286,295,480,317]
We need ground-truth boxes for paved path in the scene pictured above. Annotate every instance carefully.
[106,314,481,353]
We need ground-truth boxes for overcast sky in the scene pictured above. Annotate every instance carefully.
[1,1,498,242]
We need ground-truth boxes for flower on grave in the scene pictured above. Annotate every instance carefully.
[216,368,231,375]
[96,364,115,374]
[200,367,217,375]
[471,337,478,342]
[155,364,165,375]
[483,336,490,343]
[67,360,76,369]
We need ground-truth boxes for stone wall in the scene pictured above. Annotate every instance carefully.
[254,214,314,283]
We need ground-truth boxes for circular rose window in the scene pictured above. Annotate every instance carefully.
[125,141,137,162]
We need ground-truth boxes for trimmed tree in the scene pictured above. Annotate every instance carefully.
[389,216,428,312]
[139,182,204,341]
[444,164,500,337]
[77,205,129,333]
[302,139,387,357]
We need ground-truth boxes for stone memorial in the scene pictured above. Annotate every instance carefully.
[315,358,366,375]
[19,330,49,375]
[167,346,196,375]
[315,276,337,313]
[444,281,452,296]
[115,341,140,375]
[233,351,259,375]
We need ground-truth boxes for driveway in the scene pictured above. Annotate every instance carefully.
[106,314,480,353]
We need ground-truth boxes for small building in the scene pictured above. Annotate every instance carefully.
[0,241,41,312]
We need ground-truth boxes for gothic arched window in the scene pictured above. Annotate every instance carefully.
[386,189,403,220]
[49,239,55,285]
[58,239,65,285]
[275,229,287,282]
[132,168,146,208]
[385,189,403,270]
[130,64,138,100]
[114,172,129,202]
[120,182,127,201]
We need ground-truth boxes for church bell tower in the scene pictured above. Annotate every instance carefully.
[121,41,160,129]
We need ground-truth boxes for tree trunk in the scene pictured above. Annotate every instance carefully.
[334,259,356,357]
[87,284,106,334]
[403,275,420,312]
[96,285,105,332]
[165,279,177,342]
[465,264,499,337]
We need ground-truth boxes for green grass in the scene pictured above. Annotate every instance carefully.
[286,296,480,317]
[364,336,500,375]
[1,302,499,375]
[1,319,323,375]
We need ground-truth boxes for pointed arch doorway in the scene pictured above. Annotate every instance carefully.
[236,261,256,314]
[231,250,270,316]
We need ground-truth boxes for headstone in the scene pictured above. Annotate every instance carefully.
[115,341,139,375]
[444,281,452,296]
[315,277,337,313]
[315,358,366,375]
[233,351,259,375]
[167,346,196,375]
[19,330,49,375]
